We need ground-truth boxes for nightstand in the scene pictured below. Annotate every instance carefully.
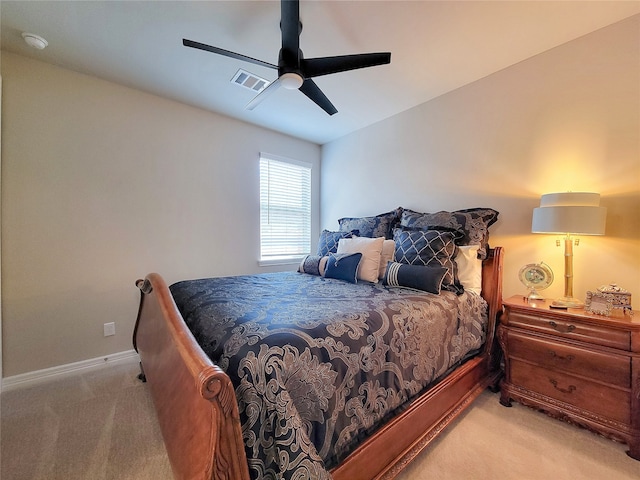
[498,295,640,460]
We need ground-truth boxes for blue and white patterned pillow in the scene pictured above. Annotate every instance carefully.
[317,230,358,257]
[383,262,447,294]
[298,255,328,276]
[400,208,498,259]
[393,228,462,294]
[338,207,403,239]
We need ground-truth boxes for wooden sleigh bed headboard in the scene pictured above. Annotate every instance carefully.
[133,246,503,480]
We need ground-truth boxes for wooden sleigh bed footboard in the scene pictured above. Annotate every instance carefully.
[133,274,250,480]
[133,247,503,480]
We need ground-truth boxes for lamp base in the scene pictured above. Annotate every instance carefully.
[552,296,584,309]
[526,288,546,302]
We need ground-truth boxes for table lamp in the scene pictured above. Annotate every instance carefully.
[532,192,606,308]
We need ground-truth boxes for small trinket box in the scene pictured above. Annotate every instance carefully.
[597,283,633,315]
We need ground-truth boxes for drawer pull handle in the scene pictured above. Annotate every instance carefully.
[548,351,574,362]
[549,379,576,394]
[548,321,576,333]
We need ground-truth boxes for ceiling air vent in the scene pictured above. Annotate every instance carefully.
[231,69,270,93]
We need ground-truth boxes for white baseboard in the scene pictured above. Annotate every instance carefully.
[1,350,140,391]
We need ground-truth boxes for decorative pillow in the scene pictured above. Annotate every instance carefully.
[338,207,403,239]
[400,208,499,259]
[455,245,483,295]
[337,236,385,283]
[383,262,447,294]
[393,228,462,294]
[298,255,329,277]
[324,253,363,284]
[317,229,358,257]
[378,239,396,279]
[397,224,465,240]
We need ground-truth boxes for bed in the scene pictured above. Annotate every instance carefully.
[133,208,503,480]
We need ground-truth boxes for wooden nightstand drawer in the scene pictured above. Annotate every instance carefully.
[507,331,631,388]
[500,296,640,459]
[507,311,630,350]
[510,360,631,424]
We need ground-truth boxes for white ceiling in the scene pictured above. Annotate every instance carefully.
[2,1,639,145]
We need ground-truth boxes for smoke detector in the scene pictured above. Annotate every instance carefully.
[22,32,48,50]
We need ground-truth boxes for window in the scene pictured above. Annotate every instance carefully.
[259,153,311,264]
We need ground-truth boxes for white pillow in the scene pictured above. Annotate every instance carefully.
[337,236,385,283]
[455,245,482,295]
[379,240,396,279]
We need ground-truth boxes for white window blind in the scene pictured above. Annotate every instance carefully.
[260,154,311,262]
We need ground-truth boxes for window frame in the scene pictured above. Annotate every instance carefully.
[258,152,312,266]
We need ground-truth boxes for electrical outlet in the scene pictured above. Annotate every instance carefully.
[103,322,116,337]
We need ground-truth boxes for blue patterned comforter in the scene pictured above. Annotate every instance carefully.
[170,271,488,480]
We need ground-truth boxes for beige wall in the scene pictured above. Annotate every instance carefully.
[2,15,639,378]
[0,52,320,376]
[321,16,640,309]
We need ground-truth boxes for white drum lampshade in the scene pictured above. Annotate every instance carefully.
[532,192,606,236]
[532,192,606,308]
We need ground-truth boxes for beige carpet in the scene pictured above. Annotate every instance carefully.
[2,359,639,479]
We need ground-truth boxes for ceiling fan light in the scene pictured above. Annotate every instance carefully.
[280,72,303,90]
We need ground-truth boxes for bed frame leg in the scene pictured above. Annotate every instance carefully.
[137,362,147,382]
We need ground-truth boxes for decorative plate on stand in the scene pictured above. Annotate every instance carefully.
[519,262,554,301]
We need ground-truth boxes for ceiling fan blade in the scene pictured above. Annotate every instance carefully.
[302,52,391,78]
[299,79,337,116]
[183,38,277,70]
[280,0,300,65]
[246,78,282,111]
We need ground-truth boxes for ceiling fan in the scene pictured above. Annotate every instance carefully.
[183,0,391,115]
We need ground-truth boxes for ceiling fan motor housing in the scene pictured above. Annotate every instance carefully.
[279,72,304,90]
